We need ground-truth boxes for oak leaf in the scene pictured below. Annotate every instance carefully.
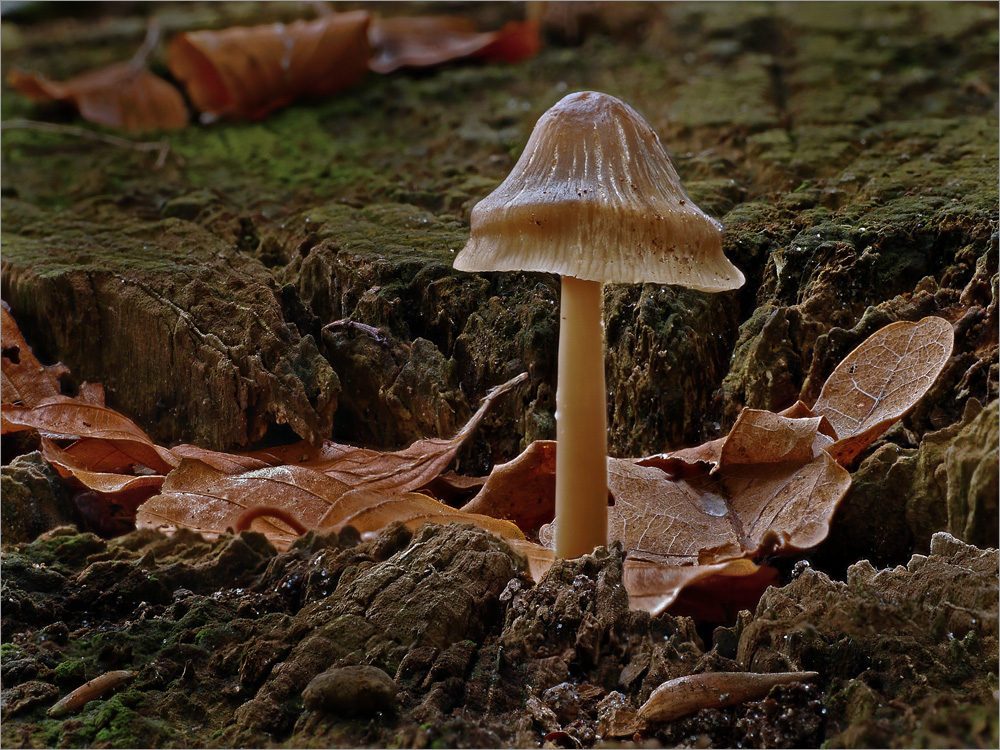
[812,316,955,464]
[6,62,189,132]
[167,11,372,121]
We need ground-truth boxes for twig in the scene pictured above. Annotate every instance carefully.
[129,19,163,71]
[324,318,390,346]
[0,119,172,168]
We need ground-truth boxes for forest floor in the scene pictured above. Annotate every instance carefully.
[1,2,998,748]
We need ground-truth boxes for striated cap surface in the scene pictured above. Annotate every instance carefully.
[454,91,744,291]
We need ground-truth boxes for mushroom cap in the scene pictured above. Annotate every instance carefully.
[454,91,744,291]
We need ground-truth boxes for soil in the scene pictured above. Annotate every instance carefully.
[1,2,997,748]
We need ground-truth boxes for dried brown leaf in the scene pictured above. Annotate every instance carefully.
[368,16,541,74]
[167,12,372,121]
[639,671,819,723]
[171,443,269,474]
[1,397,176,474]
[6,62,188,132]
[39,437,165,499]
[137,461,350,549]
[813,316,955,464]
[460,439,556,531]
[716,409,825,472]
[314,489,525,543]
[249,372,526,492]
[1,303,66,406]
[605,444,850,566]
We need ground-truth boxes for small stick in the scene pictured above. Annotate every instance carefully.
[0,119,172,168]
[129,19,163,71]
[638,671,819,723]
[47,670,135,717]
[323,318,389,346]
[235,505,308,536]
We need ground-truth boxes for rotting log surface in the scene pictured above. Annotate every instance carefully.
[1,2,997,748]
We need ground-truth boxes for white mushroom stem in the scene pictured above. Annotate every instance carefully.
[555,275,608,559]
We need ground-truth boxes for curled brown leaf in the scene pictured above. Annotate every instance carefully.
[167,12,372,121]
[1,303,66,406]
[6,63,189,132]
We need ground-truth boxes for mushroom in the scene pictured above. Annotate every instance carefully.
[454,91,744,558]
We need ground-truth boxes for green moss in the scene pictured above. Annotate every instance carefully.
[53,658,88,687]
[19,531,108,574]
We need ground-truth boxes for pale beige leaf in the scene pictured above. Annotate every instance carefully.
[813,316,954,464]
[716,409,824,472]
[316,489,526,542]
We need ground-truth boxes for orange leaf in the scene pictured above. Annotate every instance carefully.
[136,461,349,549]
[475,20,542,64]
[1,397,176,474]
[167,11,372,121]
[39,437,165,498]
[6,62,189,132]
[1,303,65,406]
[314,488,526,543]
[460,439,556,531]
[368,16,540,74]
[813,316,954,464]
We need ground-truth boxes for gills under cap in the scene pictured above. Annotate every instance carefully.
[454,91,745,291]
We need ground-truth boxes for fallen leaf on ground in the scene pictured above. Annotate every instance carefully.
[610,425,848,564]
[136,461,350,549]
[1,302,66,406]
[6,62,189,131]
[812,316,954,464]
[460,439,556,531]
[168,11,372,121]
[39,437,165,502]
[313,489,525,543]
[639,671,819,723]
[2,397,176,475]
[136,461,524,551]
[170,443,269,474]
[368,16,541,74]
[245,373,526,492]
[135,374,528,548]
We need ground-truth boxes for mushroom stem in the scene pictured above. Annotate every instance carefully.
[555,275,608,558]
